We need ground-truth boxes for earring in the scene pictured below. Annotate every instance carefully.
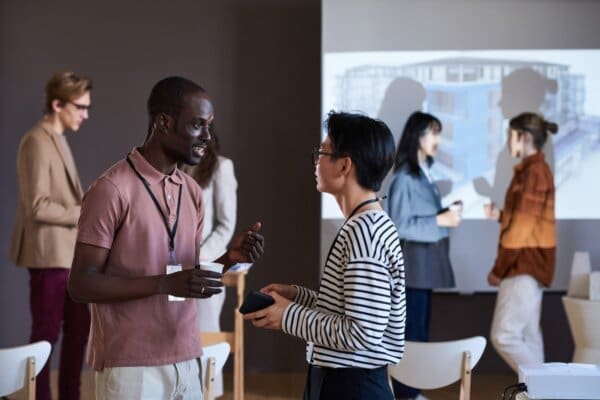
[160,118,170,133]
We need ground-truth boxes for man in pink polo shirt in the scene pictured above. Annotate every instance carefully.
[68,77,264,399]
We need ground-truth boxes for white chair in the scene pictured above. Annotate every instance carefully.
[0,340,52,400]
[201,342,231,400]
[562,296,600,363]
[388,336,486,400]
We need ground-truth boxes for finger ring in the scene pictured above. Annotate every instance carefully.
[201,287,205,295]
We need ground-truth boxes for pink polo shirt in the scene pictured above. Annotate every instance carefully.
[77,148,204,370]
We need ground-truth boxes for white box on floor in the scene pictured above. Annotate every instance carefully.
[518,363,600,399]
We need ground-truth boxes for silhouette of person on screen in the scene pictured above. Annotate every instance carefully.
[377,77,458,200]
[473,68,557,208]
[378,77,426,146]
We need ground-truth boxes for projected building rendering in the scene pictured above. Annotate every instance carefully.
[323,52,600,219]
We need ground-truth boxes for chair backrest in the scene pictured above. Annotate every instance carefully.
[201,342,231,400]
[0,340,52,396]
[389,336,486,390]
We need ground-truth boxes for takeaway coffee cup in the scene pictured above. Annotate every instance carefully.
[198,261,224,274]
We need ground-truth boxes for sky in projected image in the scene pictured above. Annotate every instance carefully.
[321,50,600,220]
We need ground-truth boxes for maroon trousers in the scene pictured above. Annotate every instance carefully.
[28,268,90,400]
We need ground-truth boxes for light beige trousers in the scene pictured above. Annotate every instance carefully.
[491,274,544,373]
[95,358,203,400]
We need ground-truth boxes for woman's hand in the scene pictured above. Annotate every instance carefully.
[487,271,501,287]
[242,292,292,330]
[260,283,298,301]
[484,203,500,221]
[436,209,461,227]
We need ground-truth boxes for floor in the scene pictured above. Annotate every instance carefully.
[8,370,518,399]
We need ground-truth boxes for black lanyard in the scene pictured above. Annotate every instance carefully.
[323,197,380,267]
[126,155,183,258]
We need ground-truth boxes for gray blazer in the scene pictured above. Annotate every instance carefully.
[385,165,448,242]
[385,164,454,289]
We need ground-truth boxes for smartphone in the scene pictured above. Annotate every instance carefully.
[239,290,275,314]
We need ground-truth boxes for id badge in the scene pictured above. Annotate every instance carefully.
[166,264,185,302]
[306,341,315,363]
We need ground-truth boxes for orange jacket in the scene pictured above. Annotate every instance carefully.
[491,152,556,287]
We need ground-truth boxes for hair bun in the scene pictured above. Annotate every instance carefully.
[544,120,559,134]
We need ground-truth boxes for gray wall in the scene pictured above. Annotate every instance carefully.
[0,0,320,372]
[323,0,600,52]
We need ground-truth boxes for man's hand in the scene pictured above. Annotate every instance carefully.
[260,283,297,301]
[159,269,223,298]
[223,222,264,267]
[242,292,291,330]
[487,271,501,287]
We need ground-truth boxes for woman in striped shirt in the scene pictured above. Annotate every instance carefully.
[243,111,406,399]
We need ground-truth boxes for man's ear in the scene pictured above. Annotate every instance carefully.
[157,113,172,133]
[340,156,353,176]
[51,99,63,113]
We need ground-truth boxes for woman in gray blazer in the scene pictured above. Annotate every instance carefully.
[385,111,461,400]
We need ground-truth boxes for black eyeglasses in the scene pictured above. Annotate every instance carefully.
[68,101,92,111]
[311,147,349,165]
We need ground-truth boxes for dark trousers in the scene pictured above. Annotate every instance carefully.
[29,268,90,400]
[392,287,431,399]
[304,364,393,400]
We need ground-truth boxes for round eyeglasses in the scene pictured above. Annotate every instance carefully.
[311,147,349,165]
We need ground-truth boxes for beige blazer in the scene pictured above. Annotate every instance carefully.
[9,120,83,268]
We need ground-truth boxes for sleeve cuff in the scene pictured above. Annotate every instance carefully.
[293,285,316,308]
[76,232,113,249]
[282,302,303,336]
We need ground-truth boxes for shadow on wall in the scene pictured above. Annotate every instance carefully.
[377,77,429,199]
[377,77,426,146]
[473,68,558,208]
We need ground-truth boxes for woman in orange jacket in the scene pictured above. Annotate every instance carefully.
[485,112,558,373]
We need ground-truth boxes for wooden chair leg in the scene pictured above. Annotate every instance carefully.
[234,272,245,400]
[26,356,36,400]
[459,351,472,400]
[206,270,247,400]
[205,357,216,400]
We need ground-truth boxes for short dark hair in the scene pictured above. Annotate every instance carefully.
[393,111,442,176]
[325,111,395,192]
[147,76,205,129]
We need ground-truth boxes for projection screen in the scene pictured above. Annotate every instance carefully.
[321,0,600,292]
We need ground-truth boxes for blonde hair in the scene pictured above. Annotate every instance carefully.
[44,71,92,114]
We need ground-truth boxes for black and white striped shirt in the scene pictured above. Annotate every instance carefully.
[282,210,406,368]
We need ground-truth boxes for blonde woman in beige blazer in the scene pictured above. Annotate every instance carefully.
[9,72,92,400]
